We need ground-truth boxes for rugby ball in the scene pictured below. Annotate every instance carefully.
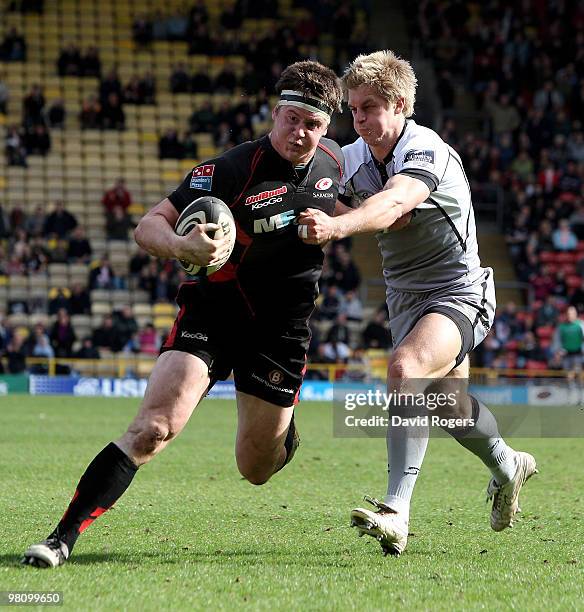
[174,196,236,276]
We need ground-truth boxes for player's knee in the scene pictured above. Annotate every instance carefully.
[236,460,272,486]
[388,349,424,383]
[131,418,176,459]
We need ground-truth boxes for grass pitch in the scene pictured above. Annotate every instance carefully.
[1,396,583,610]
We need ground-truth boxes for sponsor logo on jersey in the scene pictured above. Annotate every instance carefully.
[190,164,215,191]
[253,210,296,233]
[181,331,209,341]
[251,197,283,210]
[403,149,435,165]
[245,185,288,205]
[312,192,334,198]
[315,177,333,190]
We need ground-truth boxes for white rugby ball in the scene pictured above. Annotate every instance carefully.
[174,196,236,276]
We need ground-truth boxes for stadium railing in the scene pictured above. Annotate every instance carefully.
[7,357,575,382]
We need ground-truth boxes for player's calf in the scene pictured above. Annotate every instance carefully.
[236,416,300,485]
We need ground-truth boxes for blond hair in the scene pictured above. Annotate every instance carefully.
[341,50,417,117]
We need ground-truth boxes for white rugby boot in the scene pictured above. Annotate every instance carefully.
[22,535,69,568]
[350,496,408,556]
[486,451,538,532]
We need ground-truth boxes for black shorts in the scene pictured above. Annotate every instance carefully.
[160,281,311,407]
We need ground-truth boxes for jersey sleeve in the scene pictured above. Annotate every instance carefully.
[167,156,239,214]
[393,130,448,192]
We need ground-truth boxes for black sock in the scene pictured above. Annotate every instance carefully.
[276,415,300,473]
[51,442,138,553]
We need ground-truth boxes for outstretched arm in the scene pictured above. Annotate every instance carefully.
[298,174,430,244]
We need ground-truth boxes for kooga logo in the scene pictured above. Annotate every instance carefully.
[181,331,208,341]
[253,210,296,233]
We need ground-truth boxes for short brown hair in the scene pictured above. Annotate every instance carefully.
[276,60,342,115]
[342,50,418,117]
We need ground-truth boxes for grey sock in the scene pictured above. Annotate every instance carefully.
[384,415,429,517]
[447,395,517,485]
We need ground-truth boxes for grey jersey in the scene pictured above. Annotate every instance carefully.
[340,120,485,292]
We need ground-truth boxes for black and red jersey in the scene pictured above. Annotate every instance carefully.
[168,135,344,319]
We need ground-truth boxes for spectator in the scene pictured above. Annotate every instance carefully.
[553,306,584,374]
[48,287,71,315]
[6,333,27,373]
[340,290,363,322]
[30,323,55,359]
[191,66,212,94]
[129,247,151,275]
[536,295,561,327]
[89,256,116,290]
[552,219,578,251]
[123,76,143,105]
[42,201,77,238]
[332,248,360,292]
[47,98,66,128]
[22,84,45,126]
[102,178,132,214]
[5,125,27,166]
[170,63,190,93]
[24,123,51,155]
[99,70,123,105]
[79,95,101,129]
[92,314,118,352]
[362,310,391,350]
[139,71,156,104]
[138,323,160,355]
[100,92,125,130]
[189,100,214,132]
[182,132,198,159]
[112,305,138,349]
[214,63,237,93]
[1,27,26,62]
[133,15,153,47]
[106,206,134,240]
[0,204,10,239]
[49,308,76,357]
[159,129,184,159]
[326,313,351,345]
[67,225,92,262]
[0,75,8,114]
[57,43,82,76]
[74,337,100,360]
[69,283,91,315]
[319,284,344,321]
[81,46,101,78]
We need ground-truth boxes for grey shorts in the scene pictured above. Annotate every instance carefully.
[386,268,496,367]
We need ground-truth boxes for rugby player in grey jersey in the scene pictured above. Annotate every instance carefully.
[298,50,537,556]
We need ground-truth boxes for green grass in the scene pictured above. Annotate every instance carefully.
[1,396,583,610]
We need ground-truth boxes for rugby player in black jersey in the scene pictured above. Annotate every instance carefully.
[23,60,345,568]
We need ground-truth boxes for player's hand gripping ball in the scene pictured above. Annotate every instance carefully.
[174,196,236,276]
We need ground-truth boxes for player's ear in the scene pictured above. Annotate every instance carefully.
[272,105,280,121]
[394,97,405,115]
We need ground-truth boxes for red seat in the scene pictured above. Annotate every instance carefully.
[557,252,579,264]
[539,251,555,264]
[526,360,548,371]
[567,274,581,289]
[536,325,554,339]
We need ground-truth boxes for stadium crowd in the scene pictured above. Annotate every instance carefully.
[2,0,584,375]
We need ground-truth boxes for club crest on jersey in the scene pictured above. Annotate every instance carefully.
[190,164,215,191]
[403,149,435,166]
[315,177,333,190]
[245,185,287,205]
